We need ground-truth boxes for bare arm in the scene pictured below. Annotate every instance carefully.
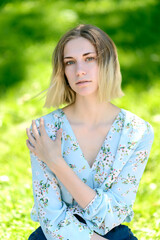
[91,232,109,240]
[52,159,96,209]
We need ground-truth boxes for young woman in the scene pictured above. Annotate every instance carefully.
[26,24,154,240]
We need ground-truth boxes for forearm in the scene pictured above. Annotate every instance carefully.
[91,232,108,240]
[52,158,96,209]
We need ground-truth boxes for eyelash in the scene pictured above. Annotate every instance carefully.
[64,57,96,66]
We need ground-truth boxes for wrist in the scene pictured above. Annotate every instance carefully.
[91,232,107,240]
[51,157,66,173]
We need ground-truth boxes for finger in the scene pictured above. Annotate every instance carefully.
[26,139,36,154]
[39,118,45,136]
[26,128,36,146]
[32,120,40,139]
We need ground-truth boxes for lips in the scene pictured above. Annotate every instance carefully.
[76,80,91,84]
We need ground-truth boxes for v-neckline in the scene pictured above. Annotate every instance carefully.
[59,108,122,170]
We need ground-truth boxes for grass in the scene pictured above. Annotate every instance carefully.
[0,0,160,239]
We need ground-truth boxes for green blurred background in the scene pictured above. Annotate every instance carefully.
[0,0,160,239]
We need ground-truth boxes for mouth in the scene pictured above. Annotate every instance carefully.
[76,80,92,85]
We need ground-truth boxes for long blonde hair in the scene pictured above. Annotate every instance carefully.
[44,24,124,108]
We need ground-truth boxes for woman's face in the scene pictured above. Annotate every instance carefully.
[63,37,99,97]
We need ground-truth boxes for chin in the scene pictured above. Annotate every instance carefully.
[76,89,98,97]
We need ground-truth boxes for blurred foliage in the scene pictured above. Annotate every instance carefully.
[0,0,160,239]
[0,0,160,93]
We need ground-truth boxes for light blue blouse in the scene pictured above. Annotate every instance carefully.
[29,108,154,240]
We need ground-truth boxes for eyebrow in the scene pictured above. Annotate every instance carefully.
[64,52,96,59]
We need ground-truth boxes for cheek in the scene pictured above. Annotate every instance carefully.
[64,70,74,87]
[64,67,70,77]
[65,68,74,82]
[91,65,99,79]
[64,69,69,81]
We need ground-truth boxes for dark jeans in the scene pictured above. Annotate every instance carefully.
[28,214,138,240]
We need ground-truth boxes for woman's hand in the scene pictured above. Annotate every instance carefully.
[26,118,64,171]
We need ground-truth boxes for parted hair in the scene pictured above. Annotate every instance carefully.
[44,24,124,108]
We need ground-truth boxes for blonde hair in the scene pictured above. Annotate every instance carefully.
[44,24,124,108]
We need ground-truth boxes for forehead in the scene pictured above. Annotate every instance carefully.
[64,37,96,57]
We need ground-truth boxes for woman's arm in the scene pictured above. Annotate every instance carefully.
[52,158,97,209]
[80,123,154,235]
[91,232,108,240]
[26,117,98,209]
[27,118,95,240]
[29,150,94,240]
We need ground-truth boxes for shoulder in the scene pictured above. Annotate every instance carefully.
[33,108,62,123]
[121,108,154,139]
[29,108,63,133]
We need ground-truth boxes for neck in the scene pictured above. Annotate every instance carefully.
[71,95,118,126]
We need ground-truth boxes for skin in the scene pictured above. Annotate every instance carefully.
[26,118,63,171]
[64,37,99,99]
[26,37,120,240]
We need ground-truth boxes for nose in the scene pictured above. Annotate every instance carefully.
[75,62,87,77]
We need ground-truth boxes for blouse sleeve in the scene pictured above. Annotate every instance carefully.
[30,153,93,240]
[81,123,154,235]
[29,122,94,240]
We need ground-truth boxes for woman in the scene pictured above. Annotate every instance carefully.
[26,24,154,240]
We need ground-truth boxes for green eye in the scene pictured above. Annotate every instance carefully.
[86,57,95,61]
[65,61,75,65]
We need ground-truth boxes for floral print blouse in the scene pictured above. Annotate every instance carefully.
[29,108,154,240]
